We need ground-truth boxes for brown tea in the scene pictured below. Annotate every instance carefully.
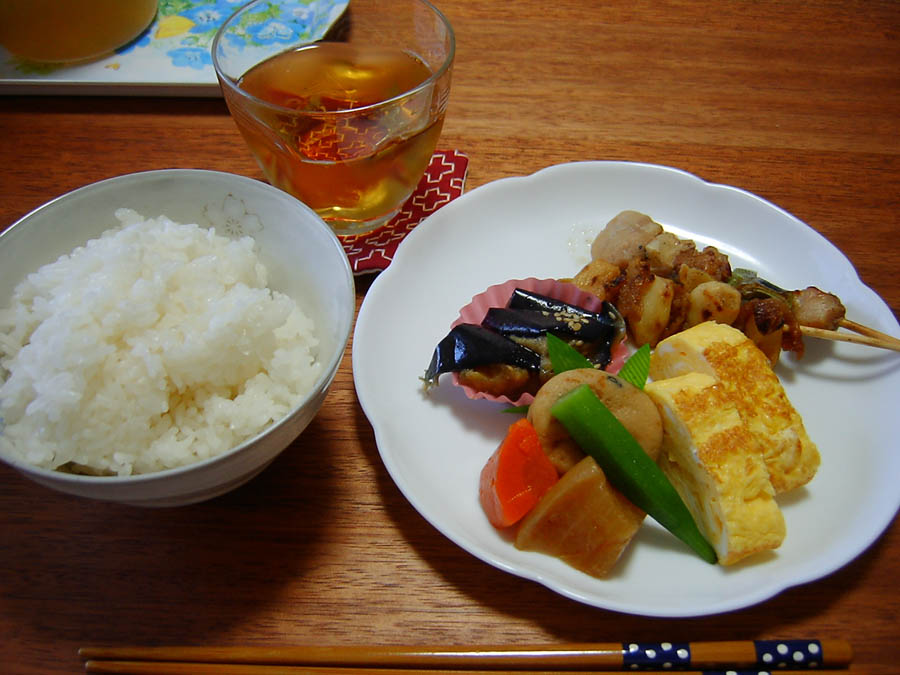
[234,42,443,230]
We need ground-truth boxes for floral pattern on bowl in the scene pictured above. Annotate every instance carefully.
[203,194,264,239]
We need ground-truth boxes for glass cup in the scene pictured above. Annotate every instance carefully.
[212,0,455,236]
[0,0,157,63]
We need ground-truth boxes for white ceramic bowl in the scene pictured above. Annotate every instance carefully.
[0,169,355,507]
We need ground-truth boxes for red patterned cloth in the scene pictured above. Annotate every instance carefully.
[341,149,469,274]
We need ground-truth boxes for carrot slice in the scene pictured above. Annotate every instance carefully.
[479,418,559,528]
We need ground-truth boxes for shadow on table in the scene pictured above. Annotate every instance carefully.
[2,413,342,646]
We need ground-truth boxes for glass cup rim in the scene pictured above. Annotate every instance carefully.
[211,0,456,118]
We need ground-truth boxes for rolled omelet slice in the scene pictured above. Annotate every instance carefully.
[645,372,786,565]
[649,321,819,493]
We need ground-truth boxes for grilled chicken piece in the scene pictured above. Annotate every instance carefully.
[615,259,682,347]
[585,212,852,361]
[787,286,846,330]
[686,281,742,328]
[736,297,800,363]
[672,245,732,283]
[645,231,696,277]
[571,258,625,303]
[590,210,662,268]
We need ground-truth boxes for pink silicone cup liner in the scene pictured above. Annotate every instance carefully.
[449,277,629,406]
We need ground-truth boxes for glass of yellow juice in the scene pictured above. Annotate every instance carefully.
[212,0,455,236]
[0,0,158,63]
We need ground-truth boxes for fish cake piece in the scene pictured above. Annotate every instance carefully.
[645,372,786,565]
[527,368,662,474]
[649,321,820,493]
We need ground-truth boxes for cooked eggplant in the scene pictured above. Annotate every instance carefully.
[508,288,625,338]
[483,306,617,343]
[423,287,626,399]
[494,289,624,366]
[422,323,541,387]
[482,307,613,369]
[482,308,561,338]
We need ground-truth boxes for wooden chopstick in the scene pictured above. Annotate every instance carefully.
[79,639,853,671]
[81,664,865,675]
[800,324,900,351]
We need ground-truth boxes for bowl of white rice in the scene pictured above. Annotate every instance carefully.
[0,169,354,506]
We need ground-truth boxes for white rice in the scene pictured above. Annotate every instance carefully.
[0,208,321,476]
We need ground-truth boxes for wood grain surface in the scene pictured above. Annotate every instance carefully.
[1,1,898,673]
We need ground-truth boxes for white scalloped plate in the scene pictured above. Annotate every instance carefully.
[352,161,900,617]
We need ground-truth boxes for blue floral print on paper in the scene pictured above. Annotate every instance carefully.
[228,0,348,49]
[245,20,298,45]
[152,0,348,70]
[180,1,242,35]
[167,47,212,69]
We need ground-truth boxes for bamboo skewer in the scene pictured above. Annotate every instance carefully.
[79,640,853,672]
[799,324,900,352]
[839,318,900,349]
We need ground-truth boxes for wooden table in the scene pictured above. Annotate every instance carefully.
[1,1,898,673]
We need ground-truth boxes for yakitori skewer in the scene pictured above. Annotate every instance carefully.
[838,318,900,349]
[799,324,900,352]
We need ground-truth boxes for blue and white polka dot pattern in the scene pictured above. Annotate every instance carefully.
[622,641,691,669]
[620,639,824,671]
[755,639,822,669]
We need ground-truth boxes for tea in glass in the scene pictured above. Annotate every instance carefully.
[212,0,455,236]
